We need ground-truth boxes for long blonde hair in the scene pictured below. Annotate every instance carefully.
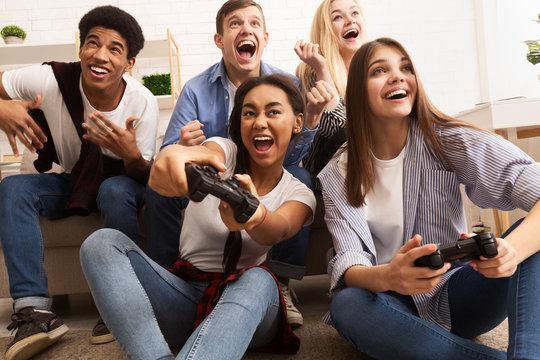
[297,0,364,96]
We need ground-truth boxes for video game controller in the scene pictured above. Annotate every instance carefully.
[414,232,498,269]
[185,163,260,224]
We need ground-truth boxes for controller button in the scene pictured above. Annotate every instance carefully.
[431,254,444,268]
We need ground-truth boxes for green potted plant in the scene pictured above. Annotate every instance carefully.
[142,73,171,96]
[1,25,27,44]
[525,13,540,65]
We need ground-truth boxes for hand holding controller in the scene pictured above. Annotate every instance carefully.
[185,163,260,224]
[414,232,498,269]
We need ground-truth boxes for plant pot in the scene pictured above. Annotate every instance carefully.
[3,36,24,44]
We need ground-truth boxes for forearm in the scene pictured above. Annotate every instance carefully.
[343,264,391,293]
[304,113,321,130]
[313,64,333,88]
[124,156,152,184]
[245,205,296,246]
[504,200,540,264]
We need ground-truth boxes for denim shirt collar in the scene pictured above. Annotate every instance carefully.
[209,58,273,85]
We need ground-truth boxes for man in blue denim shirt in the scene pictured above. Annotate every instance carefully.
[144,0,334,328]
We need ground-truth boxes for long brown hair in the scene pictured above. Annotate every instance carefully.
[345,37,475,207]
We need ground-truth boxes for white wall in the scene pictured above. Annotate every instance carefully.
[0,0,538,115]
[478,0,540,101]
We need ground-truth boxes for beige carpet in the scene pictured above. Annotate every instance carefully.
[0,276,507,359]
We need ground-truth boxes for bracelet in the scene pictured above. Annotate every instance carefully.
[250,204,268,230]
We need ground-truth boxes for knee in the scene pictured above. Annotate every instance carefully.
[330,287,371,327]
[80,229,131,267]
[238,268,278,303]
[0,175,28,206]
[97,176,136,208]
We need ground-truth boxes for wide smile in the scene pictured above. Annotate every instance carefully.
[384,88,409,102]
[88,65,110,80]
[236,39,257,62]
[342,28,360,43]
[252,135,274,154]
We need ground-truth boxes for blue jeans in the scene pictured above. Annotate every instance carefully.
[80,229,280,360]
[330,222,540,360]
[0,173,144,311]
[144,165,312,279]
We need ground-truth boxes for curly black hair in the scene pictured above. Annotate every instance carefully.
[78,6,144,59]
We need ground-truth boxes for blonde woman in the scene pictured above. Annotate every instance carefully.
[295,0,366,176]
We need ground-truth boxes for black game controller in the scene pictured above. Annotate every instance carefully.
[414,232,498,269]
[185,163,260,224]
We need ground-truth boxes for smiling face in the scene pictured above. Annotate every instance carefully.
[329,0,365,57]
[240,84,302,168]
[214,5,268,80]
[366,45,417,122]
[79,26,134,93]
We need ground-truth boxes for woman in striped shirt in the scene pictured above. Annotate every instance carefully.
[295,0,366,179]
[319,37,540,359]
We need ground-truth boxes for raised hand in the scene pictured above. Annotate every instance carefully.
[82,112,141,162]
[294,40,328,73]
[179,119,206,146]
[0,95,47,155]
[304,80,338,129]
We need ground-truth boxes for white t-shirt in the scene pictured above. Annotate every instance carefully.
[225,76,237,119]
[2,65,158,173]
[179,137,316,272]
[338,147,405,264]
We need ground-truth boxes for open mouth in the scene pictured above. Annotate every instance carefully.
[236,40,256,60]
[253,135,274,152]
[385,89,408,100]
[343,29,359,40]
[89,65,110,78]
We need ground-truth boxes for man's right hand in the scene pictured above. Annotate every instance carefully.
[0,95,47,155]
[178,120,206,146]
[383,235,451,295]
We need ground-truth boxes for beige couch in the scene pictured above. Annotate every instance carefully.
[0,193,332,299]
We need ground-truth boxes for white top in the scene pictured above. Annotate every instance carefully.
[338,147,405,264]
[179,137,316,272]
[225,76,237,119]
[2,65,158,173]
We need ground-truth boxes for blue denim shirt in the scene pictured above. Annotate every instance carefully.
[162,59,316,166]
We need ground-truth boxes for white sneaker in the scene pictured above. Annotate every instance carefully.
[280,284,303,328]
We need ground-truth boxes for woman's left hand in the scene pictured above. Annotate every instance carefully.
[470,236,518,278]
[219,174,265,232]
[304,80,338,129]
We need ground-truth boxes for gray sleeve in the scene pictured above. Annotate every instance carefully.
[441,126,540,212]
[322,182,375,293]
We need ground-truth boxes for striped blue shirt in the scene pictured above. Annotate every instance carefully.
[318,120,540,329]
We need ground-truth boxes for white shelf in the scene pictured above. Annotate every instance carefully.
[156,94,174,110]
[0,42,77,66]
[0,39,169,67]
[455,97,540,130]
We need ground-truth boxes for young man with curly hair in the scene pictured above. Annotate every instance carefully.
[0,6,158,359]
